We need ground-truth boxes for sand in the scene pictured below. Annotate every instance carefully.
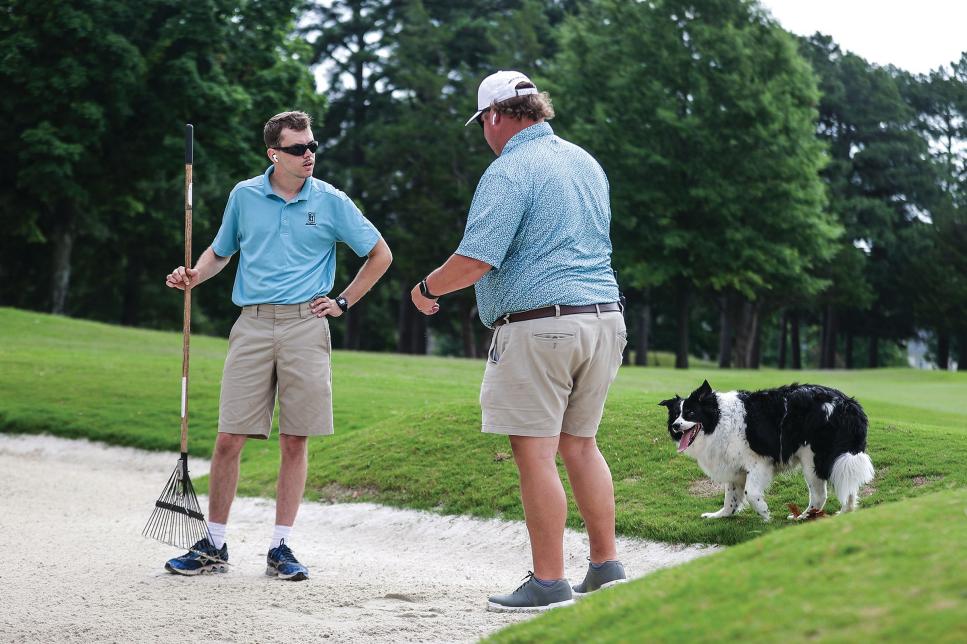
[0,433,715,643]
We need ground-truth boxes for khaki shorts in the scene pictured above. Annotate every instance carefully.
[218,303,333,439]
[480,311,627,438]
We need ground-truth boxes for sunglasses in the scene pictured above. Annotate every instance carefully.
[475,108,491,129]
[274,140,319,156]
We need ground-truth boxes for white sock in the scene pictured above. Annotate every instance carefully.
[270,524,292,550]
[207,521,227,549]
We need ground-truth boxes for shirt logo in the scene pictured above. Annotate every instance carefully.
[306,212,316,226]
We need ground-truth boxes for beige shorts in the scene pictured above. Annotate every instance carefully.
[218,303,333,439]
[480,311,627,438]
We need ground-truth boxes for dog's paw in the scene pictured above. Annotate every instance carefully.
[701,511,724,519]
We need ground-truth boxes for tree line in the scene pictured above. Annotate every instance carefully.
[1,0,964,370]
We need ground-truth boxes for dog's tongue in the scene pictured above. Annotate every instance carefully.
[677,429,692,453]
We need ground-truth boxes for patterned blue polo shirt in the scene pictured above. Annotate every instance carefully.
[212,165,380,306]
[455,122,619,328]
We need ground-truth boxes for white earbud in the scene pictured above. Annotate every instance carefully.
[491,113,497,125]
[272,154,279,162]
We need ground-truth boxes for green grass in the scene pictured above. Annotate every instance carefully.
[491,487,967,643]
[1,306,965,548]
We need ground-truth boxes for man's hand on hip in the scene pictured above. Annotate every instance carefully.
[310,296,343,318]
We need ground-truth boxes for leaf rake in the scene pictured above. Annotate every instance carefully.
[143,124,219,559]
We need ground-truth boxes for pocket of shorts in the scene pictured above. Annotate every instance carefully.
[488,326,503,364]
[320,317,332,354]
[532,331,576,350]
[228,315,242,342]
[613,329,628,379]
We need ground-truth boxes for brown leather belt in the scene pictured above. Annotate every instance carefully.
[492,302,622,327]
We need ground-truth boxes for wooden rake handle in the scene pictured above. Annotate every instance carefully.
[181,124,193,455]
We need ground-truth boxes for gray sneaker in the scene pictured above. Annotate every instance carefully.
[572,560,627,597]
[487,572,575,613]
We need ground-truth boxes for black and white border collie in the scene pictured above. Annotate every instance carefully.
[659,380,875,521]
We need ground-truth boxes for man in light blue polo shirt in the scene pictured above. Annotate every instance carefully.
[163,111,392,580]
[411,72,628,611]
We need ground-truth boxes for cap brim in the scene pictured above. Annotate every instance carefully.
[464,109,483,127]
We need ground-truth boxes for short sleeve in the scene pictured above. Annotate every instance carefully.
[211,189,240,258]
[454,168,527,269]
[331,195,381,257]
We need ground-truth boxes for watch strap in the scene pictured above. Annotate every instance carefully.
[420,279,440,299]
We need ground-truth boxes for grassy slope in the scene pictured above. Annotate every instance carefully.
[491,487,967,643]
[1,307,965,547]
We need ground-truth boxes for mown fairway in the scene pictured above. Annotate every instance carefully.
[491,487,967,643]
[2,307,965,641]
[2,307,963,548]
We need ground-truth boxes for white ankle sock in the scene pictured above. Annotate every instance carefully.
[270,524,292,550]
[207,521,227,549]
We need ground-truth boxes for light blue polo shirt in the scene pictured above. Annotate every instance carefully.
[212,166,380,306]
[455,122,619,328]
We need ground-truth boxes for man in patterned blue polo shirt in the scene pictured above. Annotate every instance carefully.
[411,71,628,612]
[163,111,392,580]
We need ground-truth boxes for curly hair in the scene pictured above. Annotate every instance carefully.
[491,82,555,121]
[263,111,312,148]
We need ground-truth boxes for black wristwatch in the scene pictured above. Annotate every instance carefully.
[419,279,440,299]
[335,296,349,313]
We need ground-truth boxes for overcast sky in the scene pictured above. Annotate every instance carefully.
[760,0,966,74]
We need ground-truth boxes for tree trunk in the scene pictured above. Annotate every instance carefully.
[750,315,762,369]
[49,217,75,315]
[344,301,364,350]
[634,302,650,366]
[718,292,734,369]
[868,333,879,368]
[790,312,802,369]
[120,252,142,326]
[958,332,966,372]
[777,311,788,369]
[844,332,854,370]
[396,291,411,353]
[675,281,690,369]
[733,298,760,368]
[461,303,477,358]
[820,304,837,369]
[936,329,950,370]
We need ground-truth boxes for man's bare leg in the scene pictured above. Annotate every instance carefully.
[509,434,566,580]
[276,434,308,526]
[207,432,248,524]
[558,433,617,563]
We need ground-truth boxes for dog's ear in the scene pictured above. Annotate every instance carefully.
[658,398,675,408]
[697,379,713,398]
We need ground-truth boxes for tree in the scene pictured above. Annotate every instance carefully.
[0,0,322,331]
[553,0,834,369]
[800,35,938,368]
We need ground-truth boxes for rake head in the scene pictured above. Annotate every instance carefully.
[143,453,211,551]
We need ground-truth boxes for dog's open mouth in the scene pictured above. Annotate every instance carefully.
[677,424,702,452]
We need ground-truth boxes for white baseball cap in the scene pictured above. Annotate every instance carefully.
[464,70,539,127]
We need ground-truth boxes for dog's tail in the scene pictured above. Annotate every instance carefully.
[830,451,875,512]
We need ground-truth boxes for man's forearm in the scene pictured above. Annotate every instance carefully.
[424,254,492,296]
[192,246,231,286]
[341,238,393,306]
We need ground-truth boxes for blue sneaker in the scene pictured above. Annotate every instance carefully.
[266,540,308,581]
[165,538,228,576]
